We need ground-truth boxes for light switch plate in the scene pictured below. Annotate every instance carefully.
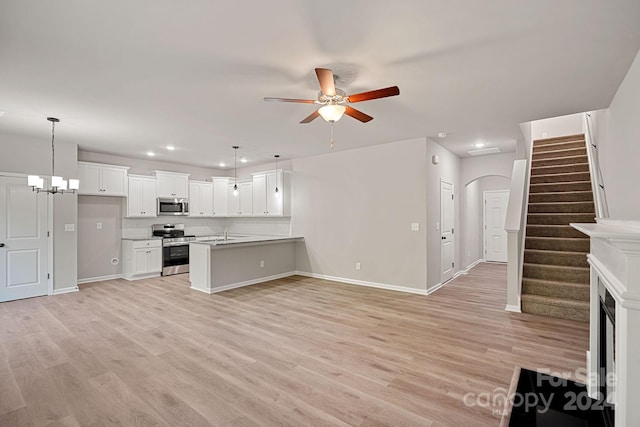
[96,222,103,230]
[64,224,75,232]
[411,223,420,231]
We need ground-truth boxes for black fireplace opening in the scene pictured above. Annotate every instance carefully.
[508,369,614,427]
[598,278,616,409]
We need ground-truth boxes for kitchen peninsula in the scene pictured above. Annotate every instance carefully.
[189,235,303,294]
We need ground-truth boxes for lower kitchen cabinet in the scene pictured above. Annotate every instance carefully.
[122,239,162,280]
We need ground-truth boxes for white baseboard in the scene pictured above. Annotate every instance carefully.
[191,271,297,295]
[53,286,79,295]
[427,281,445,295]
[505,304,521,313]
[465,258,484,271]
[427,260,486,295]
[77,274,122,285]
[293,271,428,296]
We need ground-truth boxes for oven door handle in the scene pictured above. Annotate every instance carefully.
[162,242,193,247]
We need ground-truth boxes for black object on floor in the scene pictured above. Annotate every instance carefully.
[508,368,614,427]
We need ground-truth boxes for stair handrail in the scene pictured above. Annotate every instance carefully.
[583,113,609,219]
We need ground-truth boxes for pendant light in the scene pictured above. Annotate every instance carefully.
[273,154,280,195]
[28,117,79,194]
[232,145,239,197]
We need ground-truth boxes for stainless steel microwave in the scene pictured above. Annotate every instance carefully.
[157,198,189,216]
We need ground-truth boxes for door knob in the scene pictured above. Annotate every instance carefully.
[0,243,5,247]
[441,236,445,240]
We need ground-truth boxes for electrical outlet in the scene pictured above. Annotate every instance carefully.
[64,224,75,232]
[411,223,420,231]
[355,262,361,270]
[259,260,264,268]
[96,222,103,230]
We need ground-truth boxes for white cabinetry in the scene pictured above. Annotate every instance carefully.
[252,170,291,216]
[78,161,129,196]
[155,171,189,198]
[122,239,162,280]
[212,177,229,216]
[228,181,253,216]
[189,181,213,217]
[126,175,156,217]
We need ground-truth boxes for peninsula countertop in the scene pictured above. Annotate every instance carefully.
[190,234,303,248]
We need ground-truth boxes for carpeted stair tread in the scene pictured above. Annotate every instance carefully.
[525,225,588,238]
[529,181,592,193]
[524,249,588,267]
[527,201,595,214]
[529,171,591,184]
[532,154,588,167]
[532,147,587,160]
[523,263,589,282]
[531,163,589,175]
[532,140,586,153]
[528,191,593,203]
[533,134,585,145]
[522,278,589,301]
[527,212,595,225]
[521,294,589,322]
[525,236,590,252]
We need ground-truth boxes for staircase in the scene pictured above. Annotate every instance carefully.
[521,134,595,322]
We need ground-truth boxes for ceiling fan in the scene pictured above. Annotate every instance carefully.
[264,67,400,127]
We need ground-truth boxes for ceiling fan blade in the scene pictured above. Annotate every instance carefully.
[346,86,400,103]
[344,106,373,123]
[264,97,316,104]
[300,110,320,124]
[315,68,336,97]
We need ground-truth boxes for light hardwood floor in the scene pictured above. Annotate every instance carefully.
[0,263,588,426]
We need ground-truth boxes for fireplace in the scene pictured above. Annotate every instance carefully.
[598,278,615,408]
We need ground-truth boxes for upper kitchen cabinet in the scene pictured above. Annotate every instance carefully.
[77,161,129,196]
[252,170,291,216]
[155,171,189,198]
[212,177,230,216]
[228,181,253,216]
[189,181,213,217]
[127,175,156,218]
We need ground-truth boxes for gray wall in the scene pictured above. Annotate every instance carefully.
[0,133,78,291]
[594,49,640,220]
[292,138,429,291]
[78,196,123,281]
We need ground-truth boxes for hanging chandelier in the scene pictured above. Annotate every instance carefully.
[28,117,79,194]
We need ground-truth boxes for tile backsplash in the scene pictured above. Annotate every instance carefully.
[121,216,291,238]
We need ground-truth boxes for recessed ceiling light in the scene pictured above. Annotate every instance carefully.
[437,132,448,138]
[165,145,175,151]
[218,162,226,167]
[146,151,155,157]
[240,157,248,163]
[474,142,485,148]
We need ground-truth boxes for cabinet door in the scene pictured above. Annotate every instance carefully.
[173,175,189,199]
[212,179,228,216]
[188,182,201,217]
[133,248,150,275]
[101,167,127,196]
[148,247,162,273]
[200,183,213,216]
[141,179,157,217]
[127,178,144,217]
[239,182,253,216]
[252,174,267,216]
[266,172,284,216]
[78,163,102,194]
[156,174,175,198]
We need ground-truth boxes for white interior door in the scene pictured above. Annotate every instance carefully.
[484,190,509,262]
[0,176,49,302]
[440,180,455,284]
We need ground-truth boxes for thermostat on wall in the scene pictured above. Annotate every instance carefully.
[432,155,440,165]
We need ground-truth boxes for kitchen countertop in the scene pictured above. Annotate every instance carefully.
[191,235,303,247]
[121,236,163,241]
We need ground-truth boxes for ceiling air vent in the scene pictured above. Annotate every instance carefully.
[467,147,501,156]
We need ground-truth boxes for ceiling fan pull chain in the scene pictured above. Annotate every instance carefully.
[330,122,334,149]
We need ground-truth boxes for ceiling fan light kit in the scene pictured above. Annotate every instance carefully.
[264,67,399,148]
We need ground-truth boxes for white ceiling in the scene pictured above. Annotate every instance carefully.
[1,0,639,169]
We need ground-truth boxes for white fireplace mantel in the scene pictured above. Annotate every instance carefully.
[571,219,640,427]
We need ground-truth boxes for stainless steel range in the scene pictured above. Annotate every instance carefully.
[152,224,195,276]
